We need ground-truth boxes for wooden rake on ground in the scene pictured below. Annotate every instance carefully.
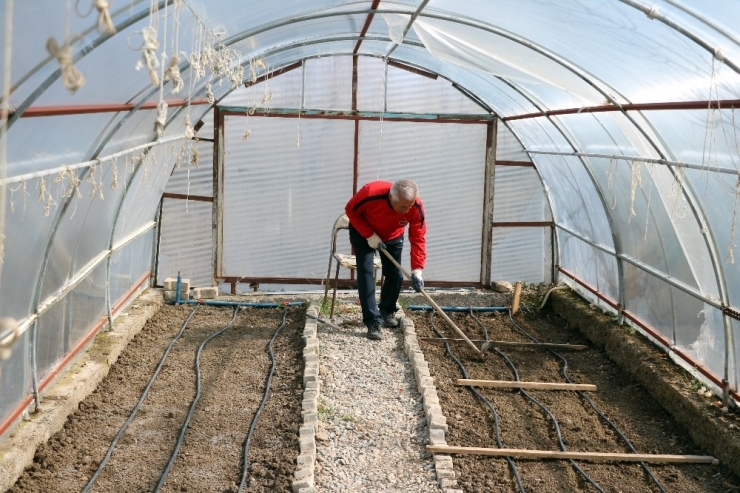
[378,247,484,358]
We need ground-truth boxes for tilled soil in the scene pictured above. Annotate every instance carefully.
[9,303,305,493]
[407,303,740,493]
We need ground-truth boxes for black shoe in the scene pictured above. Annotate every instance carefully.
[367,322,382,340]
[381,310,399,328]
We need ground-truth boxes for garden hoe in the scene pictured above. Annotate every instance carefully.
[378,247,484,358]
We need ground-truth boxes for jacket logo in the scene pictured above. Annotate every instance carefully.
[399,218,408,226]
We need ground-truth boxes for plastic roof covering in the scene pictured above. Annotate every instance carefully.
[1,0,740,425]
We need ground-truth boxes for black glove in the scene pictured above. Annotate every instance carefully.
[410,269,423,292]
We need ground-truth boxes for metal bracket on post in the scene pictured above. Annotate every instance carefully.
[617,303,624,326]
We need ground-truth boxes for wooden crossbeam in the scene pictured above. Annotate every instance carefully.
[427,445,718,464]
[456,379,596,391]
[419,337,588,351]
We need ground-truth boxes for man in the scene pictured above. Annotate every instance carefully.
[345,179,426,340]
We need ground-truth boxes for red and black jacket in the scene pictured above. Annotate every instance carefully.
[345,181,426,270]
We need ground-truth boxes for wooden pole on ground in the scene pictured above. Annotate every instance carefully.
[426,445,718,464]
[456,379,596,391]
[378,248,483,357]
[419,337,588,351]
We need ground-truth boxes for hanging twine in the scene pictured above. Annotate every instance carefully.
[164,54,184,93]
[0,317,20,361]
[94,0,116,35]
[155,100,168,138]
[184,114,194,139]
[46,37,86,93]
[205,82,214,103]
[137,26,160,86]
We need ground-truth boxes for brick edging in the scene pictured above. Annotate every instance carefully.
[400,314,463,493]
[292,303,320,493]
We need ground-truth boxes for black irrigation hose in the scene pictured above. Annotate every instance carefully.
[507,311,667,493]
[82,305,201,493]
[469,311,604,493]
[429,311,526,493]
[155,306,240,491]
[237,305,290,493]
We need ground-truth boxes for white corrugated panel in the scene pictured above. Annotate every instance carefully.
[158,199,213,287]
[493,166,550,222]
[221,115,355,278]
[166,141,214,197]
[492,227,550,283]
[357,120,487,282]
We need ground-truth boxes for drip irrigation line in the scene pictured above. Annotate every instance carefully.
[82,305,200,493]
[237,305,290,493]
[429,311,525,492]
[506,311,667,493]
[469,311,604,492]
[155,305,240,491]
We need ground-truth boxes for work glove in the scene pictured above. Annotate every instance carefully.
[367,233,385,250]
[410,269,424,292]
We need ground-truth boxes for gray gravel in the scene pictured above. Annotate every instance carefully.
[314,302,440,492]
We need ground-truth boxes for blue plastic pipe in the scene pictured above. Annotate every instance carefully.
[406,305,508,312]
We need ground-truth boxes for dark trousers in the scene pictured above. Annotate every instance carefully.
[349,225,404,328]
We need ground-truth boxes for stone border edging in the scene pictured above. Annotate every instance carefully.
[549,289,740,476]
[400,314,463,493]
[0,288,163,493]
[293,303,320,493]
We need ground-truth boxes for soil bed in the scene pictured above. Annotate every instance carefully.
[405,292,740,493]
[9,303,305,493]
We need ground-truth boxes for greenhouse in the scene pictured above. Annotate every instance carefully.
[1,0,740,491]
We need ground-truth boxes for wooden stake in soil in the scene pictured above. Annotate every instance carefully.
[378,247,483,357]
[419,337,588,351]
[511,281,522,314]
[456,379,596,391]
[426,445,719,464]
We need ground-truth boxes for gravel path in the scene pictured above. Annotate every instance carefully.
[314,304,442,492]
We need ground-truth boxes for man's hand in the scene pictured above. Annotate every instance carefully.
[367,233,385,250]
[411,269,424,292]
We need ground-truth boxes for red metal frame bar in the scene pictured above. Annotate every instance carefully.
[14,99,210,118]
[504,99,740,122]
[354,0,382,53]
[0,271,152,438]
[387,59,438,79]
[558,266,740,402]
[162,193,213,202]
[492,221,553,227]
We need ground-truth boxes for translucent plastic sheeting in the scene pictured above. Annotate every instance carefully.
[510,120,616,248]
[492,227,551,284]
[157,198,213,287]
[0,0,149,105]
[36,261,107,387]
[407,16,608,107]
[555,113,707,292]
[38,163,123,302]
[357,120,486,282]
[165,141,213,197]
[734,318,740,390]
[195,109,215,138]
[357,57,487,114]
[673,299,728,386]
[493,166,551,222]
[0,330,30,429]
[0,185,56,319]
[496,124,529,161]
[558,230,620,305]
[109,231,155,304]
[221,115,355,278]
[7,114,117,177]
[428,0,739,103]
[362,43,539,117]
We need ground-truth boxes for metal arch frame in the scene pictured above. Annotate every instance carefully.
[6,1,736,396]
